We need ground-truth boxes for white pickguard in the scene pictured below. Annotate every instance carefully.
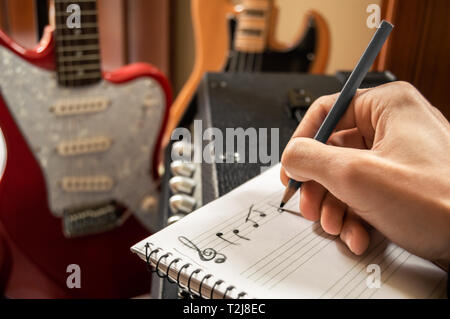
[0,47,166,231]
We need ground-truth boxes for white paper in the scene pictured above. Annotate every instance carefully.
[132,164,447,299]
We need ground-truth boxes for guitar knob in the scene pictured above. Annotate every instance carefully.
[167,214,186,226]
[169,194,197,214]
[170,160,196,177]
[171,141,193,161]
[169,176,196,195]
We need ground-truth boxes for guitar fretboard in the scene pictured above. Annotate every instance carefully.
[54,0,101,87]
[234,0,271,53]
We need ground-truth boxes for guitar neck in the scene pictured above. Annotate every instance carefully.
[54,0,102,87]
[234,0,271,53]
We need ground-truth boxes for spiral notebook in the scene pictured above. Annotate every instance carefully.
[131,164,447,299]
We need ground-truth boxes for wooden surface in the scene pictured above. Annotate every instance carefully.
[379,0,450,119]
[162,0,235,148]
[0,0,36,47]
[97,0,127,70]
[126,0,170,75]
[0,0,8,31]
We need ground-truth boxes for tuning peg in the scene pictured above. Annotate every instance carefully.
[171,141,193,161]
[169,176,196,195]
[170,160,196,177]
[169,194,197,214]
[167,213,186,226]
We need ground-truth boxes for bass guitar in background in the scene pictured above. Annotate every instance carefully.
[0,0,171,298]
[162,0,330,152]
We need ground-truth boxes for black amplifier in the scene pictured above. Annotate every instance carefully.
[151,71,396,299]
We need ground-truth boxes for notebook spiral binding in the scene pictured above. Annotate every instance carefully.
[144,242,248,299]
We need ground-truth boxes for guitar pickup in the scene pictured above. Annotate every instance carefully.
[50,97,110,116]
[61,176,114,193]
[57,136,112,156]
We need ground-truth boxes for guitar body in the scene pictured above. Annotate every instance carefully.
[0,26,171,298]
[163,0,330,148]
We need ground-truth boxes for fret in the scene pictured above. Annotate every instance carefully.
[57,44,99,52]
[59,64,101,72]
[55,22,98,29]
[58,72,102,81]
[54,0,101,87]
[56,34,99,41]
[55,10,97,16]
[56,0,96,3]
[58,54,100,62]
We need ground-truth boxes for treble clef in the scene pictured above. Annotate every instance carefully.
[178,236,227,264]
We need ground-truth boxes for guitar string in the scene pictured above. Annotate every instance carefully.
[56,0,74,206]
[233,3,268,73]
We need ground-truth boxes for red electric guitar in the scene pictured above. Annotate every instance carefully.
[0,0,171,298]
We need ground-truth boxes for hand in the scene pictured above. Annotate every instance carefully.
[280,81,450,266]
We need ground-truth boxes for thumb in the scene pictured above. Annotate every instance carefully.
[281,137,367,192]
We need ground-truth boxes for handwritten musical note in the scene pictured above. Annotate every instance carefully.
[178,236,227,263]
[270,204,302,217]
[233,229,250,240]
[216,232,238,245]
[245,204,267,228]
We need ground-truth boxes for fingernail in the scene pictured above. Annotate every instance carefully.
[341,229,353,251]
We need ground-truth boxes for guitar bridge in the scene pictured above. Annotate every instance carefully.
[62,200,131,238]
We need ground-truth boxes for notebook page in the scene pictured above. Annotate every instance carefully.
[132,164,447,299]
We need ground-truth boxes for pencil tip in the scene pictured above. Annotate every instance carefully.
[279,202,285,209]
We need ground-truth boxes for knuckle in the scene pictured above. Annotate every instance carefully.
[281,138,306,168]
[309,94,337,112]
[393,81,419,100]
[395,81,416,91]
[281,141,295,168]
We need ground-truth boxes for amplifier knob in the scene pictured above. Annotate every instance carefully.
[169,176,196,195]
[170,160,196,177]
[169,194,197,214]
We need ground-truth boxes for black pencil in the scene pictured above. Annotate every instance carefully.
[280,20,394,208]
